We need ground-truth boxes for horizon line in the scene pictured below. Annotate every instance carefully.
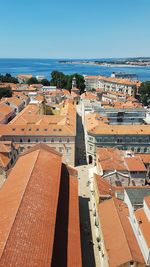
[0,56,150,60]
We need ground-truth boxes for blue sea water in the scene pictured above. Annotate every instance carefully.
[0,58,150,81]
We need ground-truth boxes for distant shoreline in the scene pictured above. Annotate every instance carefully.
[58,60,150,68]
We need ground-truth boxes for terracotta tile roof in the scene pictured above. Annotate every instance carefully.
[81,92,98,100]
[67,169,82,267]
[0,153,10,168]
[86,116,150,135]
[85,75,141,87]
[135,208,150,248]
[0,144,82,266]
[125,156,147,172]
[135,154,150,165]
[85,113,108,132]
[98,75,141,87]
[0,103,14,116]
[0,142,11,153]
[62,89,71,95]
[7,102,76,136]
[95,174,150,199]
[1,97,24,108]
[0,114,5,123]
[0,144,62,266]
[94,173,117,196]
[97,147,127,171]
[99,198,144,267]
[97,148,147,173]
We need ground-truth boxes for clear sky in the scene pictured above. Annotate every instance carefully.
[0,0,150,58]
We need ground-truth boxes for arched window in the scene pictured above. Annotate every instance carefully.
[20,138,23,143]
[28,139,30,143]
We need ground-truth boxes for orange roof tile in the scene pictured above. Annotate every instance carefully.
[0,153,10,168]
[67,169,82,267]
[0,144,62,266]
[86,116,150,135]
[125,156,147,172]
[81,92,98,100]
[135,208,150,248]
[135,154,150,165]
[99,198,144,267]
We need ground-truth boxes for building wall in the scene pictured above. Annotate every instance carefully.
[85,79,99,91]
[129,213,150,265]
[86,133,150,165]
[98,80,137,96]
[1,135,75,166]
[143,200,150,221]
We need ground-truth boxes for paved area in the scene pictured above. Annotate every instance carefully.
[75,106,87,166]
[77,165,101,267]
[76,105,101,267]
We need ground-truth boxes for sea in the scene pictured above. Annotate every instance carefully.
[0,58,150,81]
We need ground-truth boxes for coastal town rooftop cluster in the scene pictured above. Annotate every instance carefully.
[0,72,149,266]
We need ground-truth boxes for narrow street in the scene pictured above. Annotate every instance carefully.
[75,105,101,267]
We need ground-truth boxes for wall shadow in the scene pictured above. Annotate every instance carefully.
[79,196,96,267]
[51,164,69,267]
[75,113,87,166]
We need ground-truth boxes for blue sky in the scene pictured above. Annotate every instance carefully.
[0,0,150,58]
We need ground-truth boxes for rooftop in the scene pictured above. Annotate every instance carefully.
[125,188,150,206]
[0,144,81,266]
[99,198,144,267]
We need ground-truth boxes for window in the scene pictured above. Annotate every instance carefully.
[66,147,71,153]
[20,138,23,143]
[67,138,70,143]
[59,138,62,143]
[36,128,39,131]
[51,138,54,143]
[21,128,25,131]
[59,147,63,153]
[36,138,38,142]
[43,138,46,142]
[28,139,30,143]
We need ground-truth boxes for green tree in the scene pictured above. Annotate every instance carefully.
[40,79,50,86]
[50,71,85,93]
[139,81,150,106]
[0,73,18,84]
[0,87,12,98]
[27,77,39,85]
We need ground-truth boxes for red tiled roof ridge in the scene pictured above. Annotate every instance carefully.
[99,198,133,265]
[21,143,62,158]
[113,198,138,262]
[0,149,40,259]
[99,197,144,265]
